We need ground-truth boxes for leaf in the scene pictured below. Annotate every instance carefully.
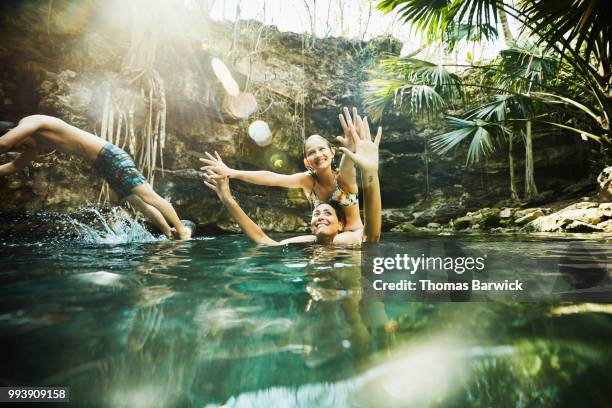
[431,116,499,164]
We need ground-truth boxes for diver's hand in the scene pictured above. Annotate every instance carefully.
[339,117,382,173]
[203,171,232,202]
[199,151,235,178]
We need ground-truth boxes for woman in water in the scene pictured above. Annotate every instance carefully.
[202,111,382,246]
[199,107,368,245]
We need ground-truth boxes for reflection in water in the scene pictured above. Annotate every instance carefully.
[0,233,611,407]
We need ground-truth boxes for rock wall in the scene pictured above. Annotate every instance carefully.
[0,1,594,232]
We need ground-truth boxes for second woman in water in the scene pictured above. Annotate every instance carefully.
[199,107,369,244]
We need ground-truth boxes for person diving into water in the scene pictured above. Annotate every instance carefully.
[0,115,192,240]
[203,113,382,246]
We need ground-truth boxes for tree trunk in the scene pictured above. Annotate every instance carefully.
[424,134,430,198]
[524,120,538,199]
[231,2,241,52]
[498,3,514,47]
[508,131,518,200]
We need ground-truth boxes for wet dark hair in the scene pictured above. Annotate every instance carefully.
[314,201,346,226]
[0,121,15,136]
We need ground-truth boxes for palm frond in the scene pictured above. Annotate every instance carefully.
[497,40,558,92]
[450,0,499,31]
[363,77,407,121]
[467,126,494,164]
[377,0,453,42]
[445,22,498,51]
[521,0,610,66]
[431,116,499,164]
[531,91,601,123]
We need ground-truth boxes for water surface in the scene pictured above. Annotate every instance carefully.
[0,221,611,407]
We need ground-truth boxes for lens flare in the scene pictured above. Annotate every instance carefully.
[211,57,240,96]
[248,120,272,146]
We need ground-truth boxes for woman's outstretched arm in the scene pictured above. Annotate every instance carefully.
[203,172,279,246]
[340,118,382,244]
[336,107,365,193]
[200,152,312,190]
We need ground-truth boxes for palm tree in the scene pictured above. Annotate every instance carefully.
[368,0,609,200]
[376,0,610,144]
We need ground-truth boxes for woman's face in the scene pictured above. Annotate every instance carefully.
[311,203,342,239]
[304,137,333,172]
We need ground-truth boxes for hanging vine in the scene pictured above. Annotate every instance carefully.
[96,3,167,205]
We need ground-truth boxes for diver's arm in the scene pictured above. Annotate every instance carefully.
[0,148,37,176]
[0,117,44,154]
[203,174,279,246]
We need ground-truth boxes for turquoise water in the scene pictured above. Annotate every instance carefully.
[0,214,611,407]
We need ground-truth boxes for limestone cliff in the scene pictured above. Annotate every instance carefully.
[0,1,593,232]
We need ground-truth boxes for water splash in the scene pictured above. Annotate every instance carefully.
[0,207,164,246]
[72,207,163,245]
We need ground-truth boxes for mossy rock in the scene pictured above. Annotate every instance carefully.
[452,216,473,230]
[480,208,501,228]
[391,222,419,233]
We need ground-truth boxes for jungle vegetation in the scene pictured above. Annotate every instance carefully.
[365,0,610,200]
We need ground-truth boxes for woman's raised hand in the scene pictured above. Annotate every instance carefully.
[337,107,364,153]
[202,169,232,202]
[199,151,234,178]
[339,117,382,173]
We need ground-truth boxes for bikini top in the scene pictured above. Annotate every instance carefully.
[308,172,358,208]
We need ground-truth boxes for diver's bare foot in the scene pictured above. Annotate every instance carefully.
[176,226,192,240]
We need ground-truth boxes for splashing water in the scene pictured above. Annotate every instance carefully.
[72,207,164,244]
[0,207,165,246]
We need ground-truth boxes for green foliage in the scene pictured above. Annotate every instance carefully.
[377,0,500,44]
[445,22,498,51]
[522,0,610,67]
[496,41,558,93]
[365,54,462,120]
[431,116,499,164]
[377,0,453,42]
[375,0,612,145]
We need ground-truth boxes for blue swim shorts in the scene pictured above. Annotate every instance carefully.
[93,143,146,199]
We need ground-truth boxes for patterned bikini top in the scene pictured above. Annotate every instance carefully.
[308,173,359,208]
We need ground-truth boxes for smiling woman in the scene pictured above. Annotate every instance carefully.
[200,107,372,237]
[202,109,383,246]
